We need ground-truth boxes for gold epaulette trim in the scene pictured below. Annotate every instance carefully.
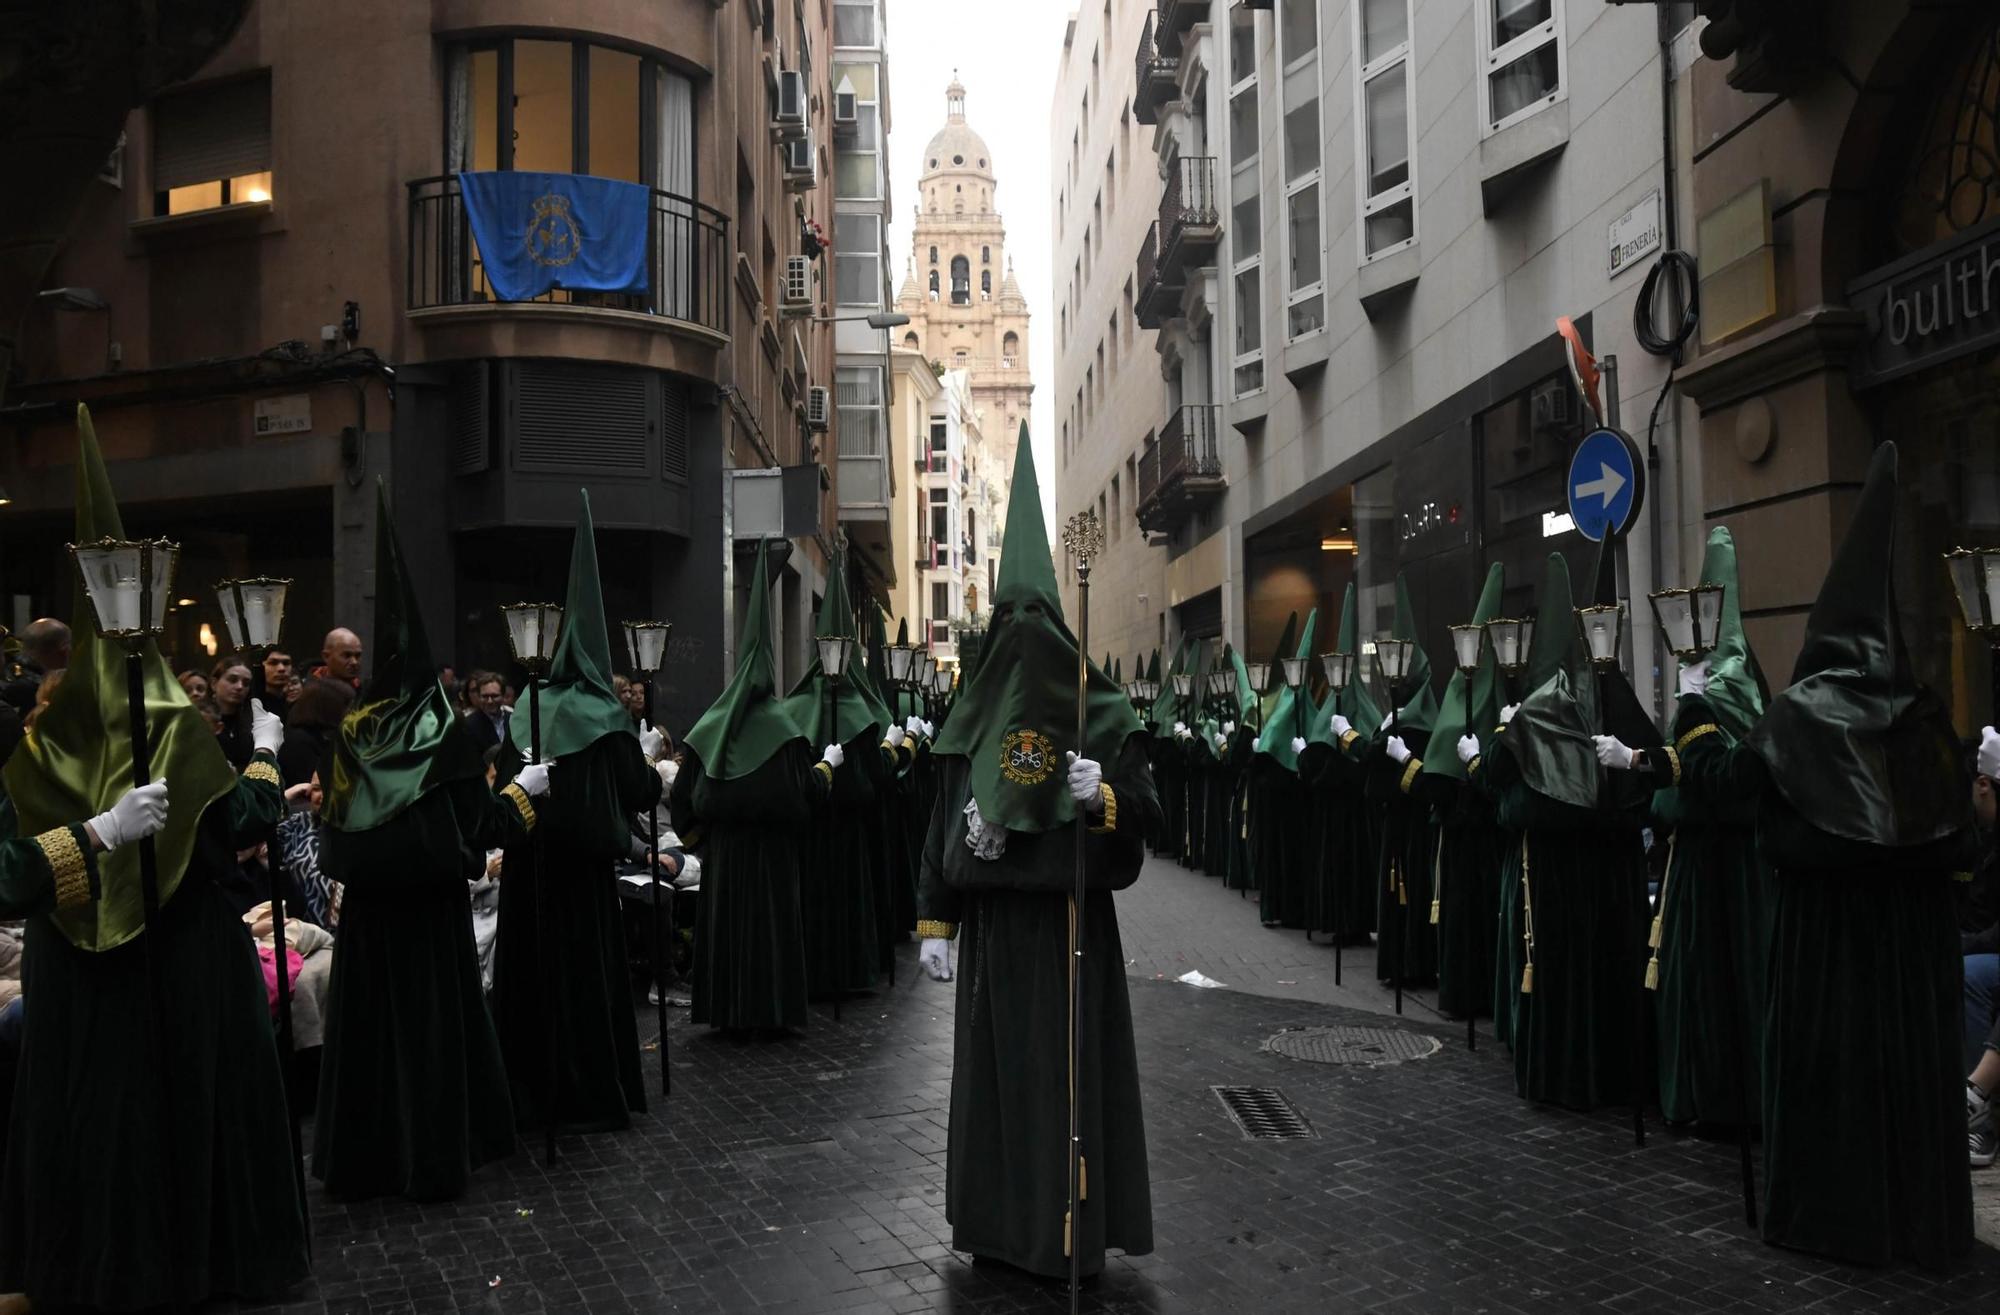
[1089,783,1118,834]
[1399,758,1423,794]
[34,826,89,909]
[916,919,956,940]
[1660,744,1683,788]
[242,759,281,788]
[501,782,537,831]
[1675,723,1720,754]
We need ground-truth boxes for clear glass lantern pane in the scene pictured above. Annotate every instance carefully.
[239,579,287,648]
[1377,637,1411,682]
[1693,586,1725,652]
[1578,606,1622,664]
[537,606,564,661]
[146,544,179,636]
[75,543,145,635]
[216,586,245,651]
[1282,656,1308,689]
[1982,554,2000,633]
[1449,624,1483,673]
[934,669,953,694]
[642,624,674,672]
[887,645,915,682]
[1173,673,1193,698]
[1246,662,1271,692]
[1650,591,1696,656]
[1485,620,1523,670]
[817,636,851,678]
[1519,617,1538,660]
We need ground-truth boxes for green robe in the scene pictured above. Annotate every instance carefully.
[917,739,1159,1279]
[674,743,830,1031]
[493,733,659,1133]
[1299,734,1376,944]
[1,764,309,1309]
[312,775,530,1200]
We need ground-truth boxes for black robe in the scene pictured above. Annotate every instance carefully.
[1300,738,1375,943]
[917,738,1160,1279]
[1250,756,1310,928]
[1367,744,1438,988]
[800,732,902,998]
[1415,772,1504,1021]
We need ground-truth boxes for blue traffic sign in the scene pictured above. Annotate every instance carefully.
[1566,428,1644,542]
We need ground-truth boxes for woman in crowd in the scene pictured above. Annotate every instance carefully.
[210,657,256,769]
[278,677,354,790]
[177,669,209,702]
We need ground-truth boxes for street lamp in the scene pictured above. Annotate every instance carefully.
[622,618,674,1099]
[214,576,292,653]
[1320,651,1354,689]
[1448,623,1485,677]
[499,598,562,1165]
[1648,585,1725,663]
[1575,604,1625,671]
[1944,548,2000,717]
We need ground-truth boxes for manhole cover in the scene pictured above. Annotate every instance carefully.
[1261,1026,1442,1067]
[1213,1086,1316,1140]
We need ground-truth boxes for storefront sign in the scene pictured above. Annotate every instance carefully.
[1608,191,1662,279]
[1848,215,2000,389]
[253,394,312,436]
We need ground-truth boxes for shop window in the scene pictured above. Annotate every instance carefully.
[152,74,273,216]
[1355,0,1416,260]
[1478,0,1566,136]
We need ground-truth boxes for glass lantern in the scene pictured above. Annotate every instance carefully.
[214,576,291,652]
[622,620,673,674]
[932,667,954,697]
[500,602,564,669]
[1320,651,1353,688]
[1281,656,1308,690]
[1946,548,2000,636]
[887,642,916,684]
[1576,605,1625,669]
[817,635,854,680]
[72,537,180,640]
[1376,637,1414,684]
[1448,623,1484,676]
[1245,661,1271,694]
[1484,618,1532,674]
[1206,670,1231,699]
[1172,672,1193,699]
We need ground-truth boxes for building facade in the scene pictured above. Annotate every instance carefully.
[1057,0,1705,715]
[2,0,873,736]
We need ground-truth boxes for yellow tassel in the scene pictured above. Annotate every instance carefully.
[1645,957,1660,991]
[1429,896,1440,925]
[1398,877,1408,906]
[1080,1156,1088,1201]
[1520,963,1534,994]
[1064,1212,1073,1258]
[1648,915,1663,950]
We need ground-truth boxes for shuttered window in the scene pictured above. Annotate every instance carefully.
[661,377,691,482]
[514,362,650,474]
[451,363,492,474]
[153,74,273,214]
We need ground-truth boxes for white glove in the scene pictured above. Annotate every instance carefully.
[1678,659,1710,698]
[821,743,846,770]
[1213,731,1228,751]
[1499,704,1520,725]
[655,758,680,793]
[1066,751,1103,807]
[1222,721,1236,736]
[923,720,935,738]
[89,778,170,852]
[963,796,1007,859]
[886,723,907,749]
[1173,720,1189,738]
[1980,727,2000,781]
[673,854,703,889]
[1289,736,1307,755]
[514,761,552,797]
[1456,734,1481,765]
[1386,736,1411,766]
[906,714,926,738]
[919,937,954,981]
[1593,735,1636,771]
[250,699,284,756]
[638,722,665,761]
[1330,714,1353,738]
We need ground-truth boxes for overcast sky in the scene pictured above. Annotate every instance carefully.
[884,0,1073,525]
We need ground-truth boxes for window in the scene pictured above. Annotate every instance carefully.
[1354,0,1416,260]
[1279,0,1325,339]
[933,582,951,619]
[1003,331,1019,366]
[930,420,948,473]
[152,74,273,216]
[981,270,992,299]
[929,270,940,299]
[1479,0,1566,134]
[982,245,991,264]
[447,38,689,190]
[833,0,876,46]
[835,213,880,306]
[903,330,919,350]
[951,255,971,305]
[930,245,939,264]
[931,509,950,555]
[834,63,881,199]
[836,367,883,455]
[1109,474,1121,542]
[1227,7,1263,395]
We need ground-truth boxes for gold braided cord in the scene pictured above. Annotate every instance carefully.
[1519,835,1537,995]
[242,760,281,788]
[1645,834,1680,991]
[1089,783,1118,834]
[1399,758,1423,794]
[501,782,537,831]
[34,827,89,909]
[1675,723,1720,754]
[915,918,957,940]
[1660,745,1683,788]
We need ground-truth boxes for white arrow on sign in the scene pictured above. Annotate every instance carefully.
[1575,463,1627,507]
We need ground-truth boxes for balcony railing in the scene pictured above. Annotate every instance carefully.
[1136,404,1225,534]
[1158,0,1204,40]
[1159,156,1221,268]
[406,175,731,336]
[1134,9,1180,126]
[1135,221,1183,329]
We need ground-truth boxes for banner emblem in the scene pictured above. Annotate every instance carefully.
[526,192,582,269]
[1000,729,1055,786]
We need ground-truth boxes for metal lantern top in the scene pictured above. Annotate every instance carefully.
[1281,656,1309,690]
[1448,623,1484,676]
[1575,604,1625,669]
[1172,672,1194,699]
[1376,636,1414,684]
[1946,548,2000,636]
[500,602,564,668]
[215,576,292,652]
[932,667,954,696]
[817,635,854,680]
[622,619,673,674]
[887,641,916,684]
[1245,661,1271,694]
[1320,651,1354,688]
[1648,585,1726,661]
[71,537,181,641]
[1483,617,1535,675]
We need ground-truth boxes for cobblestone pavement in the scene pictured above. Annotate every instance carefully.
[212,856,2000,1315]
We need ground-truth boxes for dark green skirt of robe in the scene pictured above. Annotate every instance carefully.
[312,776,526,1200]
[799,730,887,999]
[1368,748,1438,987]
[1419,774,1503,1020]
[1250,759,1310,928]
[493,733,658,1134]
[1300,744,1376,943]
[1,773,310,1309]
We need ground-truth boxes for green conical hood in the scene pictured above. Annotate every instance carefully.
[1306,583,1382,751]
[1150,636,1192,735]
[1257,612,1298,723]
[1503,553,1601,809]
[1747,442,1964,847]
[1696,527,1766,743]
[865,600,890,694]
[932,427,1143,833]
[1254,608,1319,771]
[1423,563,1505,782]
[6,405,239,952]
[323,483,484,830]
[1228,645,1256,721]
[506,490,635,763]
[683,538,812,778]
[1378,573,1439,744]
[781,548,894,745]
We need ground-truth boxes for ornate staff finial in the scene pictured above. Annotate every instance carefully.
[1062,510,1104,576]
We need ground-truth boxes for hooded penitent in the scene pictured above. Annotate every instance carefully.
[1306,584,1384,753]
[1499,553,1600,811]
[1252,609,1319,771]
[1150,636,1192,737]
[1423,563,1506,781]
[1745,442,1962,848]
[1379,574,1439,747]
[323,484,485,832]
[684,538,812,779]
[781,547,894,745]
[504,490,636,766]
[7,405,239,952]
[931,425,1143,833]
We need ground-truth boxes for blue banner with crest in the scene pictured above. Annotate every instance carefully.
[458,170,650,302]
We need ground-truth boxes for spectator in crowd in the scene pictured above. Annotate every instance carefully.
[257,648,295,719]
[275,769,340,932]
[192,696,223,735]
[313,627,363,688]
[210,657,257,769]
[461,671,510,755]
[279,677,355,790]
[439,665,460,709]
[177,670,210,702]
[612,674,633,724]
[1962,730,2000,1167]
[1,620,69,721]
[621,673,649,724]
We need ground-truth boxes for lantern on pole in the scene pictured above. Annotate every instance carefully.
[214,576,292,653]
[622,618,674,1098]
[1575,604,1625,671]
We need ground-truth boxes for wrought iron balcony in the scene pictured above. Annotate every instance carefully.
[1135,221,1182,330]
[406,175,731,336]
[1158,0,1205,40]
[1158,156,1220,273]
[1136,404,1225,534]
[1133,9,1179,126]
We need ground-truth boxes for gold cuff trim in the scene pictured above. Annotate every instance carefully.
[812,760,835,785]
[1399,758,1423,794]
[1089,783,1118,833]
[1338,730,1360,749]
[1661,745,1683,788]
[35,827,89,909]
[1675,723,1720,754]
[916,919,956,940]
[241,760,281,788]
[501,782,538,831]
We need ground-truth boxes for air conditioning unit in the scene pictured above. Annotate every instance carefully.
[833,89,859,136]
[781,254,813,315]
[774,70,807,139]
[1530,378,1572,435]
[807,385,831,432]
[783,136,818,192]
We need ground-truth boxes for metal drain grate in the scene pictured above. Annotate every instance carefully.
[1213,1086,1317,1140]
[1261,1026,1443,1067]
